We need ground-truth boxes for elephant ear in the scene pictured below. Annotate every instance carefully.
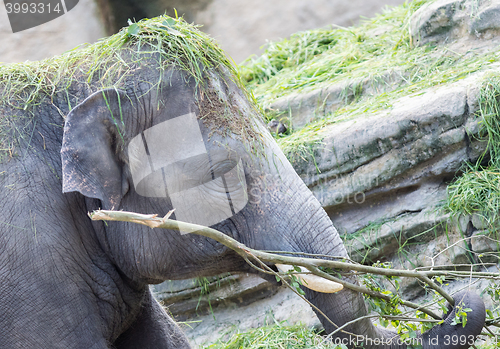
[61,89,132,209]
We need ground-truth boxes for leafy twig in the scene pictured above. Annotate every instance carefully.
[90,210,496,323]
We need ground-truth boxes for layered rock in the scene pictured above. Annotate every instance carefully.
[410,0,500,46]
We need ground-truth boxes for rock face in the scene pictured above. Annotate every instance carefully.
[410,0,500,46]
[269,70,406,130]
[157,1,500,347]
[153,274,279,321]
[298,76,486,241]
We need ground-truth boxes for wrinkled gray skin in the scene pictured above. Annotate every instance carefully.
[0,66,484,349]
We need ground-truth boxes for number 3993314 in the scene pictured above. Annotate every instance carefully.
[5,2,62,14]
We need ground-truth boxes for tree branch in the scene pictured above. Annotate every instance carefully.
[90,209,498,323]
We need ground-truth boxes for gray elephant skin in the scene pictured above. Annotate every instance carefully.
[0,17,485,349]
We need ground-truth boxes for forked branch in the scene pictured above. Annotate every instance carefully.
[90,209,498,322]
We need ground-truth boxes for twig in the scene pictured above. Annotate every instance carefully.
[306,266,442,320]
[382,316,441,323]
[419,274,455,306]
[262,250,356,263]
[322,314,379,343]
[90,210,498,323]
[251,256,358,338]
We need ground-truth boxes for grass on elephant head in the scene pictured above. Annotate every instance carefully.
[0,14,262,162]
[201,322,342,349]
[0,15,237,111]
[238,0,500,163]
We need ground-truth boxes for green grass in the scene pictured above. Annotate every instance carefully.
[201,323,342,349]
[446,75,500,224]
[200,322,497,349]
[239,0,499,162]
[0,15,237,112]
[240,0,490,105]
[0,15,262,162]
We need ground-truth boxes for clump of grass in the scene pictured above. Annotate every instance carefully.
[240,0,429,105]
[446,75,500,224]
[201,321,494,349]
[202,323,340,349]
[240,29,339,87]
[0,15,263,162]
[0,15,237,112]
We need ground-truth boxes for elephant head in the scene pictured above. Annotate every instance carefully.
[57,60,486,349]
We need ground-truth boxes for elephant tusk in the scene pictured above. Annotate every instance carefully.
[276,264,343,293]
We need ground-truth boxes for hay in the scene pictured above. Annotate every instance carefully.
[0,15,261,162]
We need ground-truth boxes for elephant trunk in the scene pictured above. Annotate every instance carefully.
[306,284,485,349]
[245,144,485,348]
[419,291,485,349]
[284,196,485,349]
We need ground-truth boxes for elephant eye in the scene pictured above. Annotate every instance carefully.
[206,159,238,182]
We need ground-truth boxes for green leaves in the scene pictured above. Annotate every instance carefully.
[127,23,140,36]
[290,274,305,296]
[278,264,305,295]
[163,17,176,27]
[451,306,473,328]
[125,17,186,39]
[362,270,404,319]
[159,19,185,37]
[126,17,185,38]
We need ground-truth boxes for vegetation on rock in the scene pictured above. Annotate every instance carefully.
[447,74,500,225]
[240,0,500,162]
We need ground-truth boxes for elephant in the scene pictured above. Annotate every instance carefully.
[0,16,485,349]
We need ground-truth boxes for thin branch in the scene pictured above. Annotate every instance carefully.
[415,263,497,271]
[382,316,441,323]
[262,250,357,263]
[305,266,442,320]
[252,257,358,339]
[322,314,380,343]
[418,274,455,306]
[90,210,499,323]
